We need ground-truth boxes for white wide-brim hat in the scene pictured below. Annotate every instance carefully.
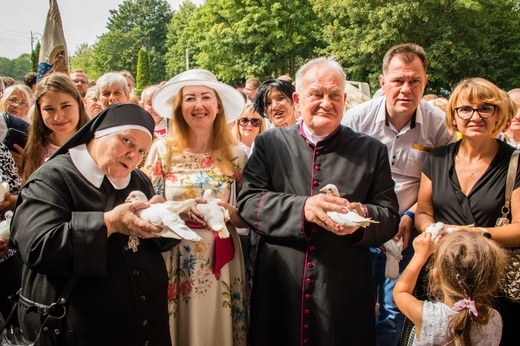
[153,69,245,123]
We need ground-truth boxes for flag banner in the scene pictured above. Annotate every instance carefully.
[37,0,68,81]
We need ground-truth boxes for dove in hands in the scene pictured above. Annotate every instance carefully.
[0,211,13,242]
[0,182,9,200]
[125,191,202,241]
[425,222,445,242]
[383,237,403,280]
[196,189,230,239]
[319,184,379,227]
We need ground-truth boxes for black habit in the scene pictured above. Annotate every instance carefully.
[11,155,176,345]
[237,124,399,346]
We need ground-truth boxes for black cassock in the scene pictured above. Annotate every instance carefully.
[11,154,176,346]
[238,124,399,346]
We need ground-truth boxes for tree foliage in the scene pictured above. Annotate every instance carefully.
[180,0,325,84]
[165,0,199,77]
[70,43,98,79]
[91,0,172,84]
[135,47,151,96]
[31,42,40,72]
[0,54,32,81]
[312,0,520,94]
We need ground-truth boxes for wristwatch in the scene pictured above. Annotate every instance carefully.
[478,227,492,239]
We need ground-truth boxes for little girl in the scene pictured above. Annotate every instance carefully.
[394,230,505,345]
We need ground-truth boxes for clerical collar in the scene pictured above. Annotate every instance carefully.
[69,144,131,190]
[384,106,417,130]
[302,122,331,145]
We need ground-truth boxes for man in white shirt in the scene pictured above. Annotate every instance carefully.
[343,43,455,346]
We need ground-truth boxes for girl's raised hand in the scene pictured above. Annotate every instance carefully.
[412,231,438,262]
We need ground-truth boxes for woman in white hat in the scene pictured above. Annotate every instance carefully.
[143,69,248,345]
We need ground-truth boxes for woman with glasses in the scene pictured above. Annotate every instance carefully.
[231,104,265,156]
[0,84,33,122]
[415,77,519,345]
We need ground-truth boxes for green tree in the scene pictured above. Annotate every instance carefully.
[135,47,151,96]
[92,0,172,83]
[31,42,40,72]
[312,0,520,94]
[165,0,199,77]
[0,54,32,81]
[185,0,325,84]
[70,43,98,80]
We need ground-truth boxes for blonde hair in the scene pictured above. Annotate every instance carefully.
[0,84,33,113]
[446,78,511,136]
[164,86,238,176]
[427,231,506,346]
[231,104,266,141]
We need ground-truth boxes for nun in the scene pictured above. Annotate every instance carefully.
[10,103,177,345]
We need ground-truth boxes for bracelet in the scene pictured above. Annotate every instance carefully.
[402,210,415,222]
[478,227,492,239]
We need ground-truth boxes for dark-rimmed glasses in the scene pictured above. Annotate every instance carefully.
[454,104,497,120]
[239,117,262,127]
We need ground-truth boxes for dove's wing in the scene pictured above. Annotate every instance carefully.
[327,211,357,227]
[385,255,400,280]
[162,214,202,241]
[0,219,9,241]
[138,205,165,227]
[164,199,195,214]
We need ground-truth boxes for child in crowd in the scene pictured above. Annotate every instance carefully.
[394,231,505,345]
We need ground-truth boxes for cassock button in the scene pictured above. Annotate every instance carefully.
[309,245,316,251]
[133,270,140,276]
[304,324,310,329]
[311,229,317,233]
[315,151,321,156]
[305,294,312,299]
[142,320,148,326]
[313,180,319,187]
[305,309,310,314]
[314,165,321,171]
[305,278,313,284]
[307,262,314,268]
[303,339,309,344]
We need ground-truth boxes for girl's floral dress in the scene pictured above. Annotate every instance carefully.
[144,139,248,346]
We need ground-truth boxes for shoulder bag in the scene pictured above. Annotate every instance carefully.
[499,150,520,302]
[0,193,117,345]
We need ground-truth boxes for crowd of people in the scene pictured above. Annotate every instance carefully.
[0,42,519,346]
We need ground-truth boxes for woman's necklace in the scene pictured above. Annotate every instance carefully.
[456,152,486,179]
[469,163,481,179]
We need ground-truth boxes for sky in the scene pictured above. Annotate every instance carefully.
[0,0,204,60]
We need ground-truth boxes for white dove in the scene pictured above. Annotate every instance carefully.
[125,191,202,241]
[196,189,230,239]
[0,182,9,200]
[319,184,379,227]
[0,211,14,242]
[425,222,445,242]
[383,237,403,280]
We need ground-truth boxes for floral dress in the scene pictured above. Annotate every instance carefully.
[0,143,21,263]
[144,139,248,346]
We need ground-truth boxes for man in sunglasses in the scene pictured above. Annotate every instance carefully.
[343,43,455,345]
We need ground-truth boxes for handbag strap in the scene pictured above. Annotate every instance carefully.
[505,150,520,211]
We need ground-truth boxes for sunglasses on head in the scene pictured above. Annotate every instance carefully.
[238,117,262,127]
